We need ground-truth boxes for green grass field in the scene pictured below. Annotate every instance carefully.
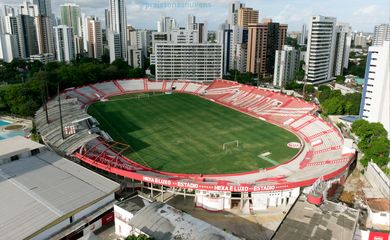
[87,93,300,174]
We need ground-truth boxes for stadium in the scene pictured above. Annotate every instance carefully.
[35,79,356,212]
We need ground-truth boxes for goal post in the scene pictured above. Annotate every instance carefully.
[222,140,239,151]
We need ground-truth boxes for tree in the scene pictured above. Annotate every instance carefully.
[126,234,152,240]
[318,89,361,116]
[322,97,345,115]
[347,56,367,78]
[128,68,145,78]
[318,85,331,92]
[305,85,315,94]
[0,58,147,117]
[149,64,155,75]
[351,119,390,167]
[285,81,304,90]
[335,75,345,84]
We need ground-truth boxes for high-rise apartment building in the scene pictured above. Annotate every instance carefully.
[333,23,351,76]
[227,1,244,27]
[273,45,300,87]
[354,33,367,48]
[107,30,121,63]
[299,24,307,45]
[170,28,199,43]
[153,44,222,82]
[54,25,75,62]
[359,41,390,138]
[85,16,103,59]
[33,0,52,17]
[1,6,20,61]
[109,0,127,60]
[373,24,390,46]
[246,20,287,75]
[237,7,259,28]
[35,16,55,55]
[31,0,55,56]
[304,15,337,84]
[19,1,37,17]
[157,16,176,33]
[1,34,19,62]
[17,14,39,58]
[127,45,143,68]
[104,9,111,30]
[60,3,81,36]
[3,6,18,35]
[221,27,233,75]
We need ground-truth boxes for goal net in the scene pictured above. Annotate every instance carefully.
[222,140,239,151]
[137,93,150,99]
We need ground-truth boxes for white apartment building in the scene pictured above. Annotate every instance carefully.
[354,33,368,48]
[107,30,121,63]
[157,16,176,33]
[54,25,75,62]
[334,23,352,76]
[373,24,390,46]
[273,45,300,87]
[128,29,151,57]
[153,43,222,82]
[170,29,199,44]
[127,45,142,68]
[359,41,390,138]
[227,1,244,27]
[109,0,127,60]
[304,15,337,84]
[1,34,19,62]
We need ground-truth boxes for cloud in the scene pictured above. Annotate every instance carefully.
[272,4,313,25]
[352,5,380,16]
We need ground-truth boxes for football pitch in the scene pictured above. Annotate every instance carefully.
[87,93,300,174]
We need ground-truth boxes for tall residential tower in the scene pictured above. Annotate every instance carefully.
[359,41,390,139]
[108,0,127,61]
[304,15,337,84]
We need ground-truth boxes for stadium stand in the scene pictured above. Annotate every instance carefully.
[93,81,122,95]
[35,79,355,200]
[147,80,164,91]
[117,79,145,92]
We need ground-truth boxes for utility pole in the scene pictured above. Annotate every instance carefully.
[43,80,49,124]
[58,84,65,139]
[257,58,261,86]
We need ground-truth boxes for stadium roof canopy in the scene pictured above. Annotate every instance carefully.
[35,97,98,155]
[118,197,239,240]
[273,195,359,240]
[0,137,119,239]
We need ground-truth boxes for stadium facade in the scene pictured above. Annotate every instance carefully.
[35,79,356,213]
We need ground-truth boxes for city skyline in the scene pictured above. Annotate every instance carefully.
[0,0,388,32]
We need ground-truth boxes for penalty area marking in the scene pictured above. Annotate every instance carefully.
[258,152,278,165]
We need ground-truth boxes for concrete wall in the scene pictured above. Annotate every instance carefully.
[365,161,390,198]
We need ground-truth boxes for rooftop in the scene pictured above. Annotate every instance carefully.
[0,135,44,159]
[0,139,119,240]
[273,195,359,240]
[116,194,151,215]
[122,200,239,240]
[367,198,390,212]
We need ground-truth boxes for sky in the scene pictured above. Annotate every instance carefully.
[1,0,389,32]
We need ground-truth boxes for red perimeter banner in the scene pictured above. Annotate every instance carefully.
[75,153,351,192]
